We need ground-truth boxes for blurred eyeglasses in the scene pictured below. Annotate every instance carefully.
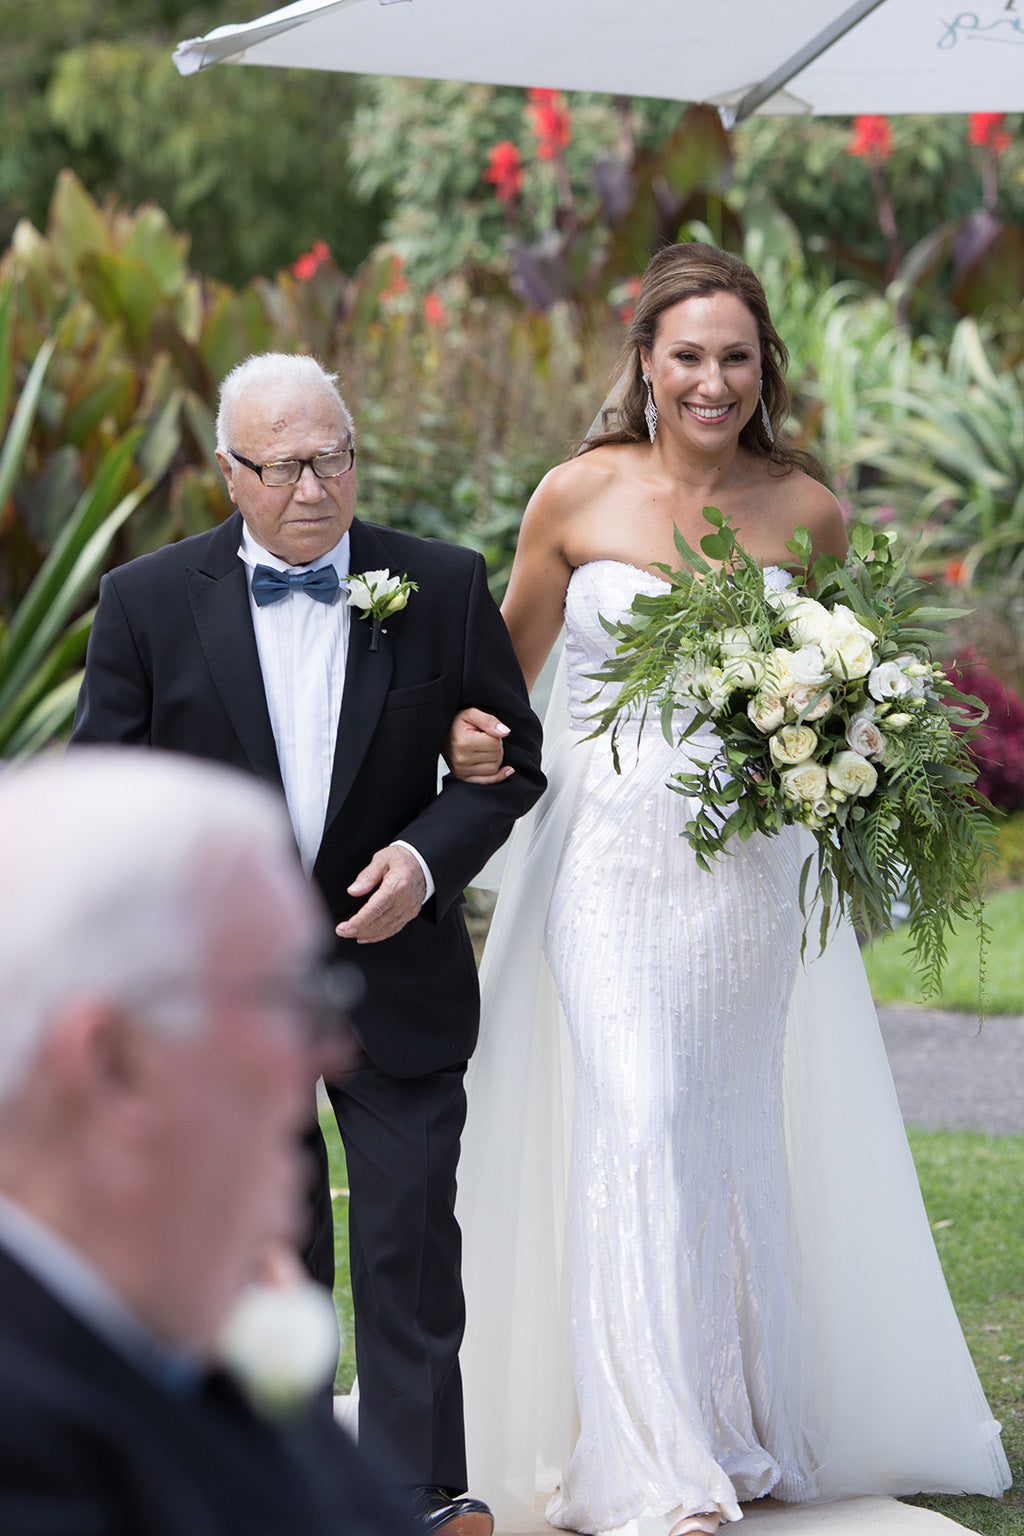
[132,960,364,1054]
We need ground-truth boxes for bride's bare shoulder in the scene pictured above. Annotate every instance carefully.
[531,443,636,514]
[772,468,848,559]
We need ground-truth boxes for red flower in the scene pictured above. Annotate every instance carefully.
[847,115,893,161]
[944,558,968,587]
[526,87,571,161]
[484,141,523,203]
[968,113,1011,154]
[423,292,446,328]
[291,239,330,280]
[380,254,409,304]
[616,276,642,324]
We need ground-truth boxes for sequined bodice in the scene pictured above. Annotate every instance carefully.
[563,560,670,729]
[564,557,789,732]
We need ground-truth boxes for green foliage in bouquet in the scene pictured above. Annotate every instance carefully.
[588,510,997,999]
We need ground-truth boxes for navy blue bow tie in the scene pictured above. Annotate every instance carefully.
[250,563,341,607]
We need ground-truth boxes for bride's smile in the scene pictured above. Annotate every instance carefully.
[640,291,762,448]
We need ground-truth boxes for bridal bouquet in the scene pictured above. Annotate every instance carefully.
[588,510,996,997]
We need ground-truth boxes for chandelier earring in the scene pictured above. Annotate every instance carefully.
[759,378,775,445]
[642,373,658,443]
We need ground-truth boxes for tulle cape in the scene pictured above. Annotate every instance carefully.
[457,656,1009,1527]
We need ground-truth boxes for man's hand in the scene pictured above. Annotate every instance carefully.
[444,707,513,785]
[337,845,428,944]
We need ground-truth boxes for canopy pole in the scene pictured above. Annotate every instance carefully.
[719,0,888,125]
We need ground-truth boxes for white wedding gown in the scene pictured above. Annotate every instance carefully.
[457,560,1010,1533]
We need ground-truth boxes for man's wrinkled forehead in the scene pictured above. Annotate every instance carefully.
[237,385,349,447]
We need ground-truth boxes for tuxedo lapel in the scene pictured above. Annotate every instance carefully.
[184,514,282,787]
[322,519,394,835]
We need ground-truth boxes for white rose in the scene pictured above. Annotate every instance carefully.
[868,660,912,702]
[748,694,786,734]
[787,644,832,689]
[829,603,869,632]
[719,625,759,658]
[810,796,835,821]
[827,750,878,798]
[217,1282,340,1419]
[769,723,818,766]
[885,712,914,730]
[767,647,796,694]
[674,654,713,701]
[846,712,887,758]
[722,654,764,691]
[784,597,833,646]
[779,761,829,803]
[702,668,735,712]
[822,626,875,680]
[787,685,833,721]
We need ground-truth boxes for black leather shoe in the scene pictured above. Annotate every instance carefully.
[409,1486,494,1536]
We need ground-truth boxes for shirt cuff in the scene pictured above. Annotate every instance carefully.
[390,840,435,902]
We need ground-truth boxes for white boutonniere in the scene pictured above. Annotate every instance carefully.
[216,1281,339,1420]
[346,568,417,651]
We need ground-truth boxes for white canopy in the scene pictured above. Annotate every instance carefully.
[173,0,1024,120]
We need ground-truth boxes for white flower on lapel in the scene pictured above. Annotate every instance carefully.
[216,1280,339,1419]
[347,568,416,620]
[346,569,417,651]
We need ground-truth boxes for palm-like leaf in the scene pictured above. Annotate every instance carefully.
[0,327,156,757]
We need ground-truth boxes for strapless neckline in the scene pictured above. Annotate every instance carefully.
[572,558,672,589]
[572,556,788,588]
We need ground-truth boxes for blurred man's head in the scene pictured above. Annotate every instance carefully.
[0,749,329,1353]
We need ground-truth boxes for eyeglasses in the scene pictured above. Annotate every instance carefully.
[132,960,364,1051]
[230,446,355,487]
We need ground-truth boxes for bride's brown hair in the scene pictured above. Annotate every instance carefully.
[580,241,821,478]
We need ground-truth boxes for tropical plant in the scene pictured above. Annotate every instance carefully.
[0,289,163,757]
[852,318,1024,586]
[743,231,914,481]
[733,111,1024,306]
[0,170,249,593]
[343,290,607,593]
[347,79,685,293]
[349,81,739,318]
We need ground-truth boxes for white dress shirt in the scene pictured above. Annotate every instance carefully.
[237,525,432,894]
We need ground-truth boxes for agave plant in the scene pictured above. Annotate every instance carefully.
[0,288,159,758]
[853,318,1024,585]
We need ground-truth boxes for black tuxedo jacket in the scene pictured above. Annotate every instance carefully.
[71,512,544,1077]
[0,1245,414,1536]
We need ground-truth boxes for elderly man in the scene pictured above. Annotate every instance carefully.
[71,353,545,1534]
[0,750,413,1536]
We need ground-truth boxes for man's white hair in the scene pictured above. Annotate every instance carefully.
[0,749,312,1101]
[215,353,354,452]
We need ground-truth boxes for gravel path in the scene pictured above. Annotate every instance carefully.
[877,1005,1024,1135]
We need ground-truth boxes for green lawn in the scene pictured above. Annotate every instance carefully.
[320,1105,357,1391]
[320,1110,1023,1530]
[904,1129,1024,1534]
[863,885,1024,1014]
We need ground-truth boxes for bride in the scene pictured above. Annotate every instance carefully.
[448,243,1010,1534]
